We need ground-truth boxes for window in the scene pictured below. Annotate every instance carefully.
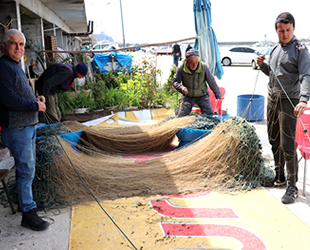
[259,48,271,55]
[244,48,256,53]
[230,47,243,52]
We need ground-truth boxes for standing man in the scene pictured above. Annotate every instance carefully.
[0,29,49,230]
[186,43,193,53]
[173,49,222,117]
[172,42,182,67]
[35,62,88,123]
[257,12,310,204]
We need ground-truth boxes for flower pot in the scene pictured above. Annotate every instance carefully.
[74,108,88,114]
[154,105,165,108]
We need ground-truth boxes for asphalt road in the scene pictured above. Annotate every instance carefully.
[216,64,269,116]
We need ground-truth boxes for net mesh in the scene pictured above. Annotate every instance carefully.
[32,115,274,206]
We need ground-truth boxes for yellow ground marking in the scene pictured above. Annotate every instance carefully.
[69,188,310,250]
[93,108,175,127]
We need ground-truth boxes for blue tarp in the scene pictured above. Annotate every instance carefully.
[92,52,133,74]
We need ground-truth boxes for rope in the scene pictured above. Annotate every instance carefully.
[266,62,295,109]
[266,61,310,143]
[241,69,261,120]
[25,26,215,55]
[25,35,199,55]
[236,57,310,176]
[41,114,138,250]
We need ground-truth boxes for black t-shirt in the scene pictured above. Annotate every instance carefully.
[173,44,181,53]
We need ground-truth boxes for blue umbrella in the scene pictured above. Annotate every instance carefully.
[193,0,224,79]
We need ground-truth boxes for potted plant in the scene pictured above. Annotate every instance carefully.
[73,91,94,114]
[57,91,75,115]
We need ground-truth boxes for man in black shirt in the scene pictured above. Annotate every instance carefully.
[172,43,182,67]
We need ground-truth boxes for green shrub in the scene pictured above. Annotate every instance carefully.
[98,71,119,89]
[57,91,74,115]
[73,91,94,110]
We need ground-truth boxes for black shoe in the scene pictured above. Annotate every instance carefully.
[21,208,49,231]
[281,186,298,204]
[18,201,47,212]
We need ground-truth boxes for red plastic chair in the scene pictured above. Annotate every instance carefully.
[295,107,310,197]
[191,87,226,116]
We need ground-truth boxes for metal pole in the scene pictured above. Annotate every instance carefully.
[303,160,307,197]
[119,0,125,47]
[40,18,47,69]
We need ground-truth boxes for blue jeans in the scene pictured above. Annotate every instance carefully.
[173,54,179,67]
[1,125,37,212]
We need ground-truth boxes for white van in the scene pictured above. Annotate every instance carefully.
[92,42,120,52]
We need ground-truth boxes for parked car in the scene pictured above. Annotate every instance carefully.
[92,42,120,52]
[251,47,272,69]
[220,46,258,66]
[153,46,172,56]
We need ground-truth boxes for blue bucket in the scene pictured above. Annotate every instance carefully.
[237,94,265,122]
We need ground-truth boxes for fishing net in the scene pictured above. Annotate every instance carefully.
[27,115,274,206]
[74,116,194,153]
[62,115,220,154]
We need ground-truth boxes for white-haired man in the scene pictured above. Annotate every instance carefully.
[172,48,222,117]
[0,29,49,231]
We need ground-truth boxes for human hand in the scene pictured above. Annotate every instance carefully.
[37,101,46,112]
[182,87,188,95]
[257,55,265,65]
[36,95,46,104]
[294,102,307,116]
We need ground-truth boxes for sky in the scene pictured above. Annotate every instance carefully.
[84,0,310,44]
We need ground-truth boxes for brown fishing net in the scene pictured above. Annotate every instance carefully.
[63,116,195,153]
[36,116,273,205]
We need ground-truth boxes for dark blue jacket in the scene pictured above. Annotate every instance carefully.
[35,63,77,96]
[0,56,38,128]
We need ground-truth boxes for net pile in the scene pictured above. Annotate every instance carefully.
[31,116,273,205]
[63,116,195,153]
